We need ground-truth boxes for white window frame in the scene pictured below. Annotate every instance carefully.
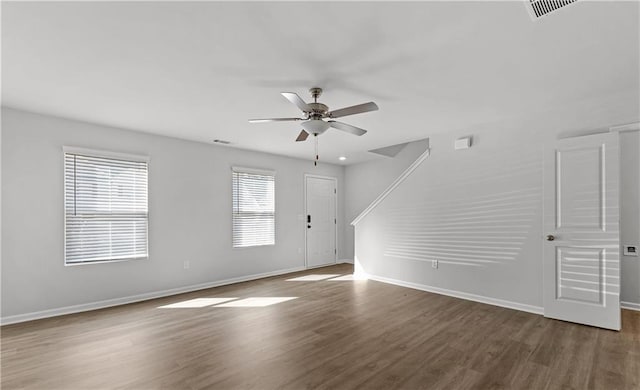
[231,166,276,248]
[63,146,150,266]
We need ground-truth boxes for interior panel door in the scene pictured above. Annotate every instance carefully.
[543,132,620,330]
[306,176,337,268]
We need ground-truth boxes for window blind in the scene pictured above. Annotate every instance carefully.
[64,151,148,264]
[232,169,275,247]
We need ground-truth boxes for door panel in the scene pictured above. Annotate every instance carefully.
[556,246,603,304]
[557,146,604,230]
[543,132,620,330]
[306,176,337,268]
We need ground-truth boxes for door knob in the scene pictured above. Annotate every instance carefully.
[546,234,555,241]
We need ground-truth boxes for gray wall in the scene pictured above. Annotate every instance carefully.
[353,128,640,309]
[2,106,638,322]
[344,139,429,260]
[620,130,640,306]
[1,107,346,319]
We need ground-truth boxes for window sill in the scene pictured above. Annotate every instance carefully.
[64,256,149,266]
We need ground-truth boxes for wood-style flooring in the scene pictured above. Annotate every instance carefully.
[2,263,639,389]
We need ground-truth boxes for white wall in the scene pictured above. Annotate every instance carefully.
[3,106,638,323]
[353,128,640,310]
[344,139,429,260]
[1,107,345,320]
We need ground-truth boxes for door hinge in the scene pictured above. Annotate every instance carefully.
[334,188,336,194]
[334,218,336,224]
[335,248,337,254]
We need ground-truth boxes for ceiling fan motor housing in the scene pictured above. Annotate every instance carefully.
[307,102,329,119]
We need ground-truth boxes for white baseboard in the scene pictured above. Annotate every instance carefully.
[338,258,354,264]
[367,273,636,315]
[1,266,306,326]
[4,265,628,325]
[365,273,544,315]
[622,301,640,312]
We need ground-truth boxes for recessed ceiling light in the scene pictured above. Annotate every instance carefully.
[339,156,347,161]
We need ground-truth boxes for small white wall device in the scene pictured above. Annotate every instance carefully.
[624,245,638,256]
[454,136,472,150]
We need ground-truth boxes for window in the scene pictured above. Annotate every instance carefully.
[232,167,275,247]
[64,148,149,265]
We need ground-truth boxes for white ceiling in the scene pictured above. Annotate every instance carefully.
[2,1,639,165]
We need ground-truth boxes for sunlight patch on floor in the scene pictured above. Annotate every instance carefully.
[326,274,367,281]
[158,297,237,308]
[286,274,341,281]
[215,297,298,307]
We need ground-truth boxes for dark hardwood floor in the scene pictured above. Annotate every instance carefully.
[2,263,639,389]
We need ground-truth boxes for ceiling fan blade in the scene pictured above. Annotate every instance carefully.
[328,121,367,136]
[328,102,378,118]
[281,92,311,113]
[248,117,303,123]
[295,130,309,142]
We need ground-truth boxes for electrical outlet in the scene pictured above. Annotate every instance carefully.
[432,259,438,269]
[183,260,190,269]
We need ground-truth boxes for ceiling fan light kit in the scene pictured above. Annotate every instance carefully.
[301,119,330,134]
[248,87,379,165]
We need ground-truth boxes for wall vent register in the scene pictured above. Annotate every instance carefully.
[527,0,578,19]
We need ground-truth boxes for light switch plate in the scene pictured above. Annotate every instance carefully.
[454,137,472,150]
[624,245,638,256]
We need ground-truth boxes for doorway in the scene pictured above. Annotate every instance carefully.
[543,132,620,330]
[305,175,337,268]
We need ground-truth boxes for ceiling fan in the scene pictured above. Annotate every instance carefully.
[248,87,378,142]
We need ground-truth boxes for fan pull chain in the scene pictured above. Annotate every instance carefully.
[314,134,319,167]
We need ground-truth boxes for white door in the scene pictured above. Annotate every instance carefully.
[305,175,337,268]
[543,132,620,330]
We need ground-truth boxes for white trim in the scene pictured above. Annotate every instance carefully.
[351,148,430,226]
[63,146,149,162]
[621,301,640,312]
[338,258,354,264]
[231,166,276,176]
[305,263,336,270]
[364,272,544,315]
[65,255,148,267]
[304,174,338,269]
[0,266,305,326]
[609,122,640,133]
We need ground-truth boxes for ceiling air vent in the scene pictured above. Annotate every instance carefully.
[527,0,578,19]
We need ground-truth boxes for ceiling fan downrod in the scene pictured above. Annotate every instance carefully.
[309,87,322,103]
